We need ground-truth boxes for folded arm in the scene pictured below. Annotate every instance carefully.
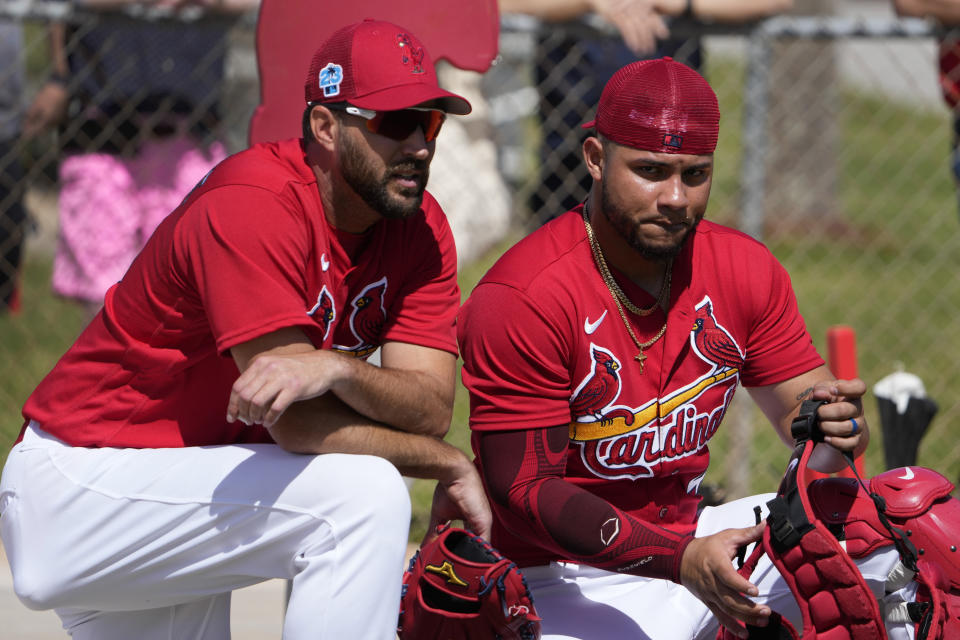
[655,0,793,22]
[229,327,490,537]
[893,0,960,24]
[228,326,454,437]
[498,0,669,55]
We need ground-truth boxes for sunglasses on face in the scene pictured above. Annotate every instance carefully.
[323,103,446,142]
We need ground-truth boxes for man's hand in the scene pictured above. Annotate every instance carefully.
[749,365,871,472]
[591,0,669,55]
[230,329,455,437]
[805,378,869,473]
[424,455,493,543]
[227,349,344,427]
[680,523,770,639]
[809,378,867,451]
[22,82,69,139]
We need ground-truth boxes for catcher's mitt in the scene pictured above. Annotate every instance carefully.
[398,524,541,640]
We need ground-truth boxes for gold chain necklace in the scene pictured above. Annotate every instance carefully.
[582,204,671,372]
[582,204,672,315]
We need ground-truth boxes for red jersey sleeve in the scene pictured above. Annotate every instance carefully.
[739,248,823,387]
[381,197,460,355]
[173,184,323,353]
[458,280,573,430]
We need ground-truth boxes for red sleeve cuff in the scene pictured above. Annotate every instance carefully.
[670,533,696,585]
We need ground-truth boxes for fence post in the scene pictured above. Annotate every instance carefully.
[739,27,771,241]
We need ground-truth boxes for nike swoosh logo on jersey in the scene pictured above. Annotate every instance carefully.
[584,311,607,335]
[321,253,330,271]
[898,467,915,480]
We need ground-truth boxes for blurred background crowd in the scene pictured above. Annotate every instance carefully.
[1,0,959,522]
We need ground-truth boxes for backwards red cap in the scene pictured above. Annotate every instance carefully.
[583,57,719,154]
[305,18,471,115]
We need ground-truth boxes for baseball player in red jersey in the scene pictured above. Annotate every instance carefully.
[458,58,912,638]
[0,19,490,640]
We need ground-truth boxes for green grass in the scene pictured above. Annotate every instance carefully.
[0,256,86,468]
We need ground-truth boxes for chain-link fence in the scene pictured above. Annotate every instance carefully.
[0,2,260,467]
[2,3,959,503]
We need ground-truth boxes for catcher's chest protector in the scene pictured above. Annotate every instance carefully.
[721,400,960,640]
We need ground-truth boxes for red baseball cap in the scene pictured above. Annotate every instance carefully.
[304,19,471,115]
[583,57,720,154]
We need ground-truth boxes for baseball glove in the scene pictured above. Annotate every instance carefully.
[397,524,541,640]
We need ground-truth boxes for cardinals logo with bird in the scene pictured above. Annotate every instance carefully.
[333,277,387,358]
[307,285,336,342]
[570,345,635,426]
[569,298,743,481]
[691,297,743,372]
[396,33,425,74]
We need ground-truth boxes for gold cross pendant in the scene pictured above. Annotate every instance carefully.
[634,350,647,371]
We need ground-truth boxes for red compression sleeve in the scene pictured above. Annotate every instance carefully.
[476,426,694,583]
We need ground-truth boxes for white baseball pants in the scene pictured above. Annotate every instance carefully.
[523,493,913,640]
[0,423,410,639]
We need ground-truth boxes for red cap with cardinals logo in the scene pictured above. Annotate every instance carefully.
[305,18,471,115]
[582,57,719,154]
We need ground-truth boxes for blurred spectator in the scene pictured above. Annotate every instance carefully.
[1,19,28,313]
[23,0,257,319]
[429,64,513,267]
[499,0,792,223]
[892,0,960,217]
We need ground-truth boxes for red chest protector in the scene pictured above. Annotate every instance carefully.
[721,400,960,640]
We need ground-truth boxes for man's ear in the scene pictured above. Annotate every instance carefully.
[583,136,604,182]
[308,105,338,150]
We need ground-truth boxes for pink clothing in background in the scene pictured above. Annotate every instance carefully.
[53,137,227,304]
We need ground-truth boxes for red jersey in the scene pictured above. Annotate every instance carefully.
[458,208,822,567]
[941,35,960,110]
[24,139,459,448]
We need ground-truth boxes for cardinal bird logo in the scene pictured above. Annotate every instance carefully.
[306,285,336,341]
[691,298,743,372]
[349,278,387,347]
[396,33,426,74]
[571,345,623,421]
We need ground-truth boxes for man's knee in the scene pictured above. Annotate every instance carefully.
[298,453,411,533]
[343,455,411,528]
[11,562,65,610]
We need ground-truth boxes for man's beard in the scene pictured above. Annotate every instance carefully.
[339,131,429,220]
[600,177,698,262]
